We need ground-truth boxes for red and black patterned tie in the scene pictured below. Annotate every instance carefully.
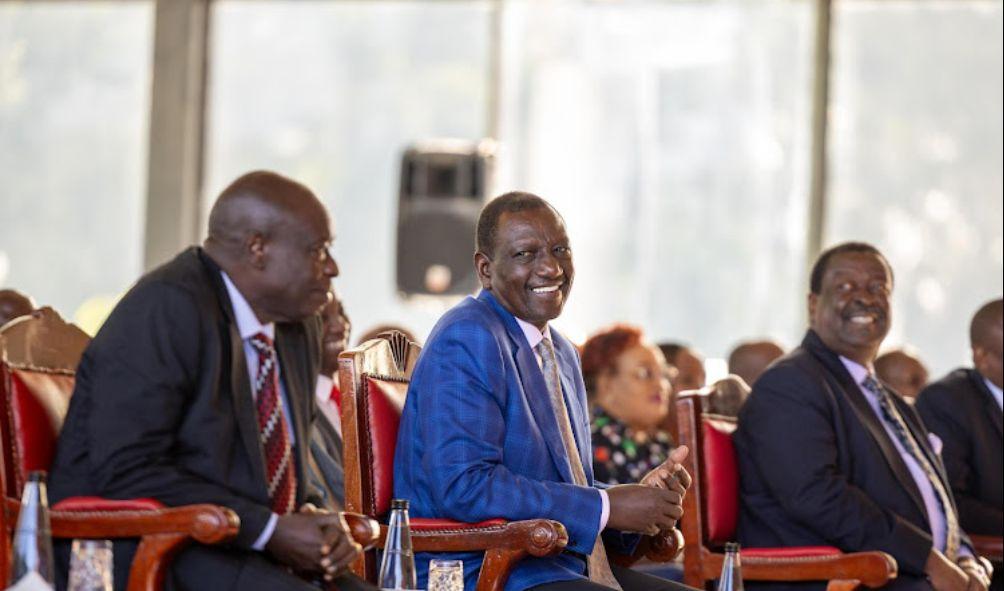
[250,333,297,514]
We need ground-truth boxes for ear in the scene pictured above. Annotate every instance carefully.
[807,292,818,327]
[247,233,267,270]
[474,251,493,290]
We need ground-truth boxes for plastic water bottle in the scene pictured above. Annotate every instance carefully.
[717,542,744,591]
[9,471,56,587]
[378,499,417,590]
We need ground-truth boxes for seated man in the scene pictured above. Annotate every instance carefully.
[49,171,372,591]
[735,242,991,591]
[394,192,693,591]
[310,291,352,508]
[916,299,1002,591]
[876,348,930,402]
[0,288,35,328]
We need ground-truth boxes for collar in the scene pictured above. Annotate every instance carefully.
[220,271,274,341]
[839,355,873,387]
[982,375,1004,409]
[514,316,552,349]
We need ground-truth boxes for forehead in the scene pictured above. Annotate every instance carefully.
[824,251,891,283]
[618,342,663,364]
[495,207,567,248]
[285,199,332,243]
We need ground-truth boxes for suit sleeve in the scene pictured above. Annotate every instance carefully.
[80,281,272,549]
[916,385,1004,534]
[741,367,933,574]
[413,318,604,555]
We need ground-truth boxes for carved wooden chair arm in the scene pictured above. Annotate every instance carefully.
[609,527,685,567]
[6,497,239,591]
[699,546,897,590]
[341,511,380,550]
[970,535,1003,563]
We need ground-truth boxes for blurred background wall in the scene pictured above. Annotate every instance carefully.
[1,0,1001,379]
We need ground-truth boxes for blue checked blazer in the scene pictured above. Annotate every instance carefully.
[394,290,619,591]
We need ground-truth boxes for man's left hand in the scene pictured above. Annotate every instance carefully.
[957,556,991,591]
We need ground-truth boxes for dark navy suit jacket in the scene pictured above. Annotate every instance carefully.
[735,330,971,591]
[393,291,629,591]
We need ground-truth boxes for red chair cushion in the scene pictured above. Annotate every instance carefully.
[743,546,842,558]
[412,518,507,531]
[703,416,738,544]
[53,497,165,512]
[2,368,74,494]
[364,376,408,518]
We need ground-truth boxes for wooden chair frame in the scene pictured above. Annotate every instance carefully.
[676,391,897,591]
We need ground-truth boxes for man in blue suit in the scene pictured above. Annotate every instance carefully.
[394,192,692,591]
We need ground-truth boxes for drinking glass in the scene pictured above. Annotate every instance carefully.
[67,540,113,591]
[428,559,463,591]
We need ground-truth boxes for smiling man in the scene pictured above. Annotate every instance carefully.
[734,242,992,591]
[394,192,694,591]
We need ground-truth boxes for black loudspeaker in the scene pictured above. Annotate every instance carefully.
[396,140,495,296]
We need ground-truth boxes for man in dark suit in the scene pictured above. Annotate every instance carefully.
[394,192,693,591]
[916,299,1003,590]
[735,242,991,591]
[50,171,372,591]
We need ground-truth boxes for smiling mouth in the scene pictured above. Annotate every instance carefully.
[530,284,562,294]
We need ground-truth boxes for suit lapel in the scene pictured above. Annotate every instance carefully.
[554,336,594,483]
[200,251,271,500]
[971,370,1004,437]
[803,332,929,519]
[479,291,576,484]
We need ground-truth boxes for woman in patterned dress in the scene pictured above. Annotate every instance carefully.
[581,324,676,485]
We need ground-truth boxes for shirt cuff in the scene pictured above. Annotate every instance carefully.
[252,513,279,550]
[598,488,610,533]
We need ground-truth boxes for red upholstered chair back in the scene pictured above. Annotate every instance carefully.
[0,308,90,499]
[338,330,421,580]
[701,415,739,545]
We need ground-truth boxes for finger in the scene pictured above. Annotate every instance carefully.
[299,502,319,514]
[675,466,693,490]
[668,445,689,465]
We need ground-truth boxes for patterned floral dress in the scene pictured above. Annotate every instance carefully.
[590,406,675,484]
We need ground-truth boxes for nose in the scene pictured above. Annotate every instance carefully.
[324,250,340,278]
[535,251,563,278]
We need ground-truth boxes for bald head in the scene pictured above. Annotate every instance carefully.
[0,289,35,328]
[970,298,1003,389]
[728,340,784,386]
[875,349,929,400]
[203,170,339,324]
[205,171,326,259]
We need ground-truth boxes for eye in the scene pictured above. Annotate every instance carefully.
[553,245,572,258]
[513,250,533,261]
[836,281,854,292]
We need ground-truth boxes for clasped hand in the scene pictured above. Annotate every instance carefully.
[266,504,363,582]
[606,445,692,536]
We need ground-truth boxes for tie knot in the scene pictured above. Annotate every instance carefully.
[535,338,555,356]
[250,333,274,355]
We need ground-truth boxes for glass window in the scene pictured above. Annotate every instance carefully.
[0,2,153,332]
[497,0,815,355]
[206,0,492,340]
[827,0,1004,376]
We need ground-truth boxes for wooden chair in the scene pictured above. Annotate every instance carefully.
[970,535,1003,563]
[675,390,898,591]
[339,330,569,591]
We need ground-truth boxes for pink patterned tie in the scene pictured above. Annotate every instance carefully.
[250,333,297,514]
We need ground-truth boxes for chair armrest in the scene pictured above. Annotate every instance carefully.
[405,517,567,557]
[970,535,1003,563]
[699,546,897,589]
[341,511,380,550]
[7,497,239,591]
[609,527,685,567]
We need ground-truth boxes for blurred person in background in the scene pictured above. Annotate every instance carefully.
[659,342,706,393]
[0,288,35,328]
[728,340,784,387]
[582,324,676,485]
[916,298,1003,591]
[876,348,930,402]
[706,375,752,418]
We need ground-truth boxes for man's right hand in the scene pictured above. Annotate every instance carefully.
[265,512,362,578]
[605,483,683,535]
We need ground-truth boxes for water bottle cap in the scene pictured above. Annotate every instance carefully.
[26,471,48,483]
[725,542,741,553]
[391,499,409,510]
